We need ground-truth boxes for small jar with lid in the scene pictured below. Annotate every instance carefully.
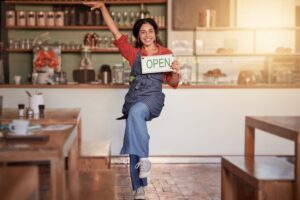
[6,10,15,26]
[46,11,55,26]
[113,64,124,84]
[54,11,64,27]
[26,11,36,26]
[17,11,26,26]
[37,11,46,26]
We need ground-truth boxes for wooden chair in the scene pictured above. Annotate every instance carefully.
[222,156,293,200]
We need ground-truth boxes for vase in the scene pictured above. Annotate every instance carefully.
[45,66,54,76]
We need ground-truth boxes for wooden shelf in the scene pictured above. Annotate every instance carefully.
[195,27,300,31]
[6,48,119,53]
[4,0,167,5]
[5,25,167,30]
[176,53,300,57]
[1,83,300,89]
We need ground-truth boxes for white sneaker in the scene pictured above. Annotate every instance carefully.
[134,187,145,199]
[135,159,152,178]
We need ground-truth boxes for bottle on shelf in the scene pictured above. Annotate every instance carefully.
[144,5,151,18]
[139,4,150,20]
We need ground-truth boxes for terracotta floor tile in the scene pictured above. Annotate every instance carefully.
[113,163,221,200]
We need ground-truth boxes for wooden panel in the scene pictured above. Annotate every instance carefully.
[222,156,294,200]
[0,166,39,200]
[172,0,230,30]
[67,170,115,200]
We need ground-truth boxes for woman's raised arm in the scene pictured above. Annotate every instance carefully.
[83,1,122,40]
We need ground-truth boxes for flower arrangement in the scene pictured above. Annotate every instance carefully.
[33,46,61,72]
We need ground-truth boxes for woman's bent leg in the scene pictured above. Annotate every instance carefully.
[121,102,151,157]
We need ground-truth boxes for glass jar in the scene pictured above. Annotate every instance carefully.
[46,11,55,26]
[26,11,36,26]
[180,64,192,85]
[54,11,64,27]
[6,10,15,26]
[37,11,46,26]
[80,46,92,69]
[113,64,124,84]
[17,11,26,26]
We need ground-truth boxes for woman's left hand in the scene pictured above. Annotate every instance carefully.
[171,60,180,74]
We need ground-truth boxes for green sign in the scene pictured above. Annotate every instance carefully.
[141,54,174,74]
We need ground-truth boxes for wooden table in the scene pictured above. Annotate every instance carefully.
[2,108,81,171]
[222,116,300,200]
[0,166,39,200]
[245,116,300,200]
[0,126,77,200]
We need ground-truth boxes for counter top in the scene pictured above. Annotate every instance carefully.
[1,83,300,89]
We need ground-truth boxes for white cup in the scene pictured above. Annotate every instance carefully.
[14,75,21,85]
[9,119,30,135]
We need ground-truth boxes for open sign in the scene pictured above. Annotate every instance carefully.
[141,54,174,74]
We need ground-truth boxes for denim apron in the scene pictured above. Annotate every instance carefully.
[121,51,165,120]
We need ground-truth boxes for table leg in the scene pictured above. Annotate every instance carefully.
[50,158,66,200]
[221,161,234,200]
[78,119,82,157]
[245,124,255,156]
[68,131,78,171]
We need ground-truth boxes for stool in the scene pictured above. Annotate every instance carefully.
[79,140,111,170]
[222,156,293,200]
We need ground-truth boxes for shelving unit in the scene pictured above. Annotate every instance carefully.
[4,0,167,5]
[2,0,168,83]
[175,26,300,85]
[5,25,167,30]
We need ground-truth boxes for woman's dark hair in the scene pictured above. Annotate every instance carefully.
[132,18,163,48]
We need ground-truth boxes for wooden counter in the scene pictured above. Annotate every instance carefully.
[1,83,300,89]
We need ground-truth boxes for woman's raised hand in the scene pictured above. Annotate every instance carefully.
[83,1,105,11]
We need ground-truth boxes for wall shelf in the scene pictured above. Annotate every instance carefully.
[4,0,167,5]
[5,25,167,30]
[6,48,119,53]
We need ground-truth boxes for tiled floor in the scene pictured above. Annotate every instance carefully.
[113,163,221,200]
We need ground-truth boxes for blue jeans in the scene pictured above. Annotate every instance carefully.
[130,154,147,190]
[120,102,151,157]
[120,102,151,190]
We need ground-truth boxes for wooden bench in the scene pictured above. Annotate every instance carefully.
[67,169,115,200]
[79,140,111,170]
[222,156,293,200]
[0,166,39,200]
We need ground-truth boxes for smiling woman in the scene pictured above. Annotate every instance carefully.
[83,2,180,199]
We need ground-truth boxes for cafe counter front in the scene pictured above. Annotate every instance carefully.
[1,85,300,157]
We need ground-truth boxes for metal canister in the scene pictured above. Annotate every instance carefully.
[37,11,46,26]
[55,11,64,26]
[17,11,26,26]
[26,11,36,26]
[6,10,15,26]
[46,11,55,26]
